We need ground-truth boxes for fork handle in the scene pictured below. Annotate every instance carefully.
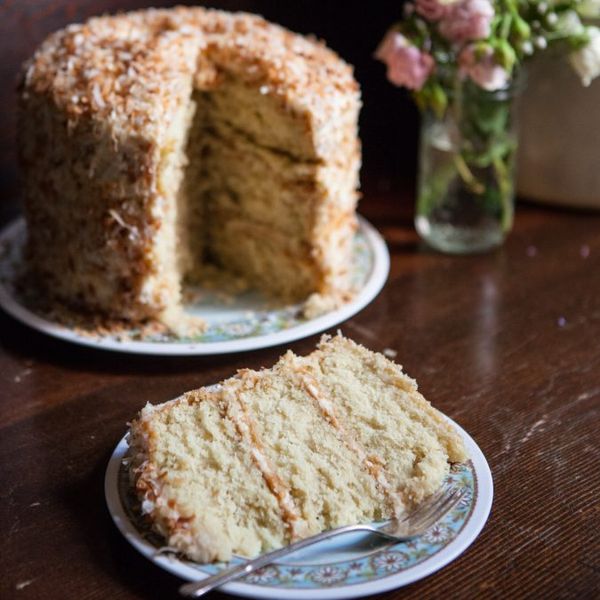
[178,524,370,598]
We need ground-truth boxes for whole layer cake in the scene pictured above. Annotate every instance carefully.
[128,335,468,562]
[18,7,361,332]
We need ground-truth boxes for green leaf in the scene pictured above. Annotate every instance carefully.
[430,84,448,118]
[495,39,517,71]
[512,15,531,40]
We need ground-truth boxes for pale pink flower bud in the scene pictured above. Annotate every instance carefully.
[375,31,435,90]
[459,45,509,91]
[415,0,450,21]
[439,0,494,44]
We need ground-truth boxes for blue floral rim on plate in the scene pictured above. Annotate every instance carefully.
[0,218,372,344]
[0,216,390,355]
[119,461,476,590]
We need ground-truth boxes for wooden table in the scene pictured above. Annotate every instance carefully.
[1,194,599,599]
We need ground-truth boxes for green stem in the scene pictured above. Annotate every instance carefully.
[417,161,458,217]
[493,156,514,232]
[500,12,512,39]
[454,154,485,195]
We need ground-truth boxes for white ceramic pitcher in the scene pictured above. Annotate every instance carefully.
[517,54,600,210]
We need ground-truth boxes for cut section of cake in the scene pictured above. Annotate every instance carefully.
[128,335,468,562]
[18,7,361,332]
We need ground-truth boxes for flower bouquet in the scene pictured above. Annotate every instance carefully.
[377,0,600,253]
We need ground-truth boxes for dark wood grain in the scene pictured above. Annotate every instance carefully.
[1,192,600,600]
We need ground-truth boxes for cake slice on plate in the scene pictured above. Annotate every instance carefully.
[128,335,467,562]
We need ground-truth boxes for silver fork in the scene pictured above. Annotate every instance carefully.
[179,483,464,598]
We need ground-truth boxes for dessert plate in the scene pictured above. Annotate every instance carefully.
[105,418,492,600]
[0,215,388,355]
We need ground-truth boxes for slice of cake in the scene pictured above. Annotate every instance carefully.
[128,335,467,562]
[18,7,361,332]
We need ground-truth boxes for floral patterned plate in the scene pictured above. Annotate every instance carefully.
[0,216,388,355]
[104,418,492,599]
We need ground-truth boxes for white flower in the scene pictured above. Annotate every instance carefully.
[244,566,279,584]
[371,551,409,573]
[556,10,585,36]
[578,0,600,19]
[423,523,453,544]
[521,40,534,55]
[571,27,600,87]
[309,566,347,585]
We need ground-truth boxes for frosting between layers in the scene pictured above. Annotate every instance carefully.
[220,380,308,541]
[289,364,406,518]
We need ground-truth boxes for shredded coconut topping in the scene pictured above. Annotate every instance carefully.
[20,7,360,155]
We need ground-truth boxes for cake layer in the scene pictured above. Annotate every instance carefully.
[178,94,208,280]
[145,94,197,315]
[199,117,359,233]
[222,362,388,535]
[128,335,468,562]
[201,20,361,166]
[206,213,322,300]
[198,109,359,300]
[200,123,319,241]
[129,391,288,562]
[303,336,468,507]
[200,76,318,162]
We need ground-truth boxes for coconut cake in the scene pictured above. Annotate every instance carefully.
[18,7,361,333]
[127,335,467,562]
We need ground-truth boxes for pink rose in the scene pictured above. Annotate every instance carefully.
[439,0,494,44]
[415,0,451,22]
[459,45,509,91]
[375,31,435,90]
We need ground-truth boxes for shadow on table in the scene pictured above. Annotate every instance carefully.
[61,450,231,599]
[0,307,310,378]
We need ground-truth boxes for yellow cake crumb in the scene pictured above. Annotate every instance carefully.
[128,334,468,562]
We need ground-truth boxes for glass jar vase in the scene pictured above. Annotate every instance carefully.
[415,79,520,254]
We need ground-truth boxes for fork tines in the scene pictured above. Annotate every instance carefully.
[407,482,465,531]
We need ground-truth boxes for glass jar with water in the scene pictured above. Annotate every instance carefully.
[415,78,520,254]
